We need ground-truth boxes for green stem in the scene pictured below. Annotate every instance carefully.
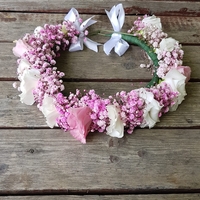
[99,31,160,88]
[121,34,160,88]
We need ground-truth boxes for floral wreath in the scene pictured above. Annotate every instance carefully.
[13,4,191,143]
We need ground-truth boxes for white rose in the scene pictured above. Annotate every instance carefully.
[163,69,186,111]
[19,68,40,105]
[40,94,59,128]
[138,88,163,128]
[159,37,177,52]
[142,15,162,30]
[106,105,124,138]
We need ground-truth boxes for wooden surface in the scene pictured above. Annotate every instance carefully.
[0,0,200,199]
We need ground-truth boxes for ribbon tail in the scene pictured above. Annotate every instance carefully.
[84,37,101,52]
[80,16,97,31]
[64,8,79,21]
[69,39,83,52]
[115,4,125,30]
[64,8,80,30]
[103,37,119,55]
[105,4,125,32]
[114,39,129,56]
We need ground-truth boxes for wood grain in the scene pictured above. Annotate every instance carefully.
[0,129,200,191]
[0,13,200,44]
[1,0,200,197]
[0,0,199,16]
[0,194,200,200]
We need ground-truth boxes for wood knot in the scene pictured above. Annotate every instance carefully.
[109,155,120,163]
[0,164,9,174]
[186,118,193,123]
[27,149,34,153]
[138,149,147,158]
[108,137,127,147]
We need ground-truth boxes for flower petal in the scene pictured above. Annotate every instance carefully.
[138,88,162,128]
[142,15,162,30]
[19,68,40,105]
[163,69,187,111]
[106,105,124,138]
[67,107,92,143]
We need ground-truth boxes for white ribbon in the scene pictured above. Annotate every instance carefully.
[64,8,100,52]
[103,4,129,56]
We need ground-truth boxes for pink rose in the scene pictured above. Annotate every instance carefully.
[13,39,33,58]
[67,107,92,144]
[176,66,191,83]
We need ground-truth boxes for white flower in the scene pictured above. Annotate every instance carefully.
[142,15,162,30]
[40,94,59,128]
[106,105,124,138]
[159,37,177,52]
[19,68,40,105]
[17,59,31,80]
[103,4,129,56]
[163,69,187,111]
[138,88,163,128]
[64,8,100,52]
[34,26,44,37]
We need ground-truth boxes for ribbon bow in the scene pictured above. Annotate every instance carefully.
[103,4,129,56]
[64,8,100,52]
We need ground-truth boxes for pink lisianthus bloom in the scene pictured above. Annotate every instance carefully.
[13,39,33,58]
[176,66,191,83]
[67,107,92,144]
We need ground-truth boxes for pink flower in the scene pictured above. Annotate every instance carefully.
[13,39,33,58]
[176,66,191,83]
[67,107,92,144]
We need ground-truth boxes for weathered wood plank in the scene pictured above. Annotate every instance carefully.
[0,129,200,191]
[0,194,200,200]
[0,13,200,44]
[0,81,199,128]
[0,0,199,16]
[3,43,200,80]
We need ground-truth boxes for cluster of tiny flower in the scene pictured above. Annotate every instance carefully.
[128,16,167,49]
[156,43,184,78]
[20,21,80,105]
[128,16,184,78]
[78,90,111,132]
[55,91,80,131]
[114,90,144,134]
[147,82,178,116]
[34,67,65,106]
[56,88,145,134]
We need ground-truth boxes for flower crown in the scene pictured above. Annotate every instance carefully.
[13,4,191,143]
